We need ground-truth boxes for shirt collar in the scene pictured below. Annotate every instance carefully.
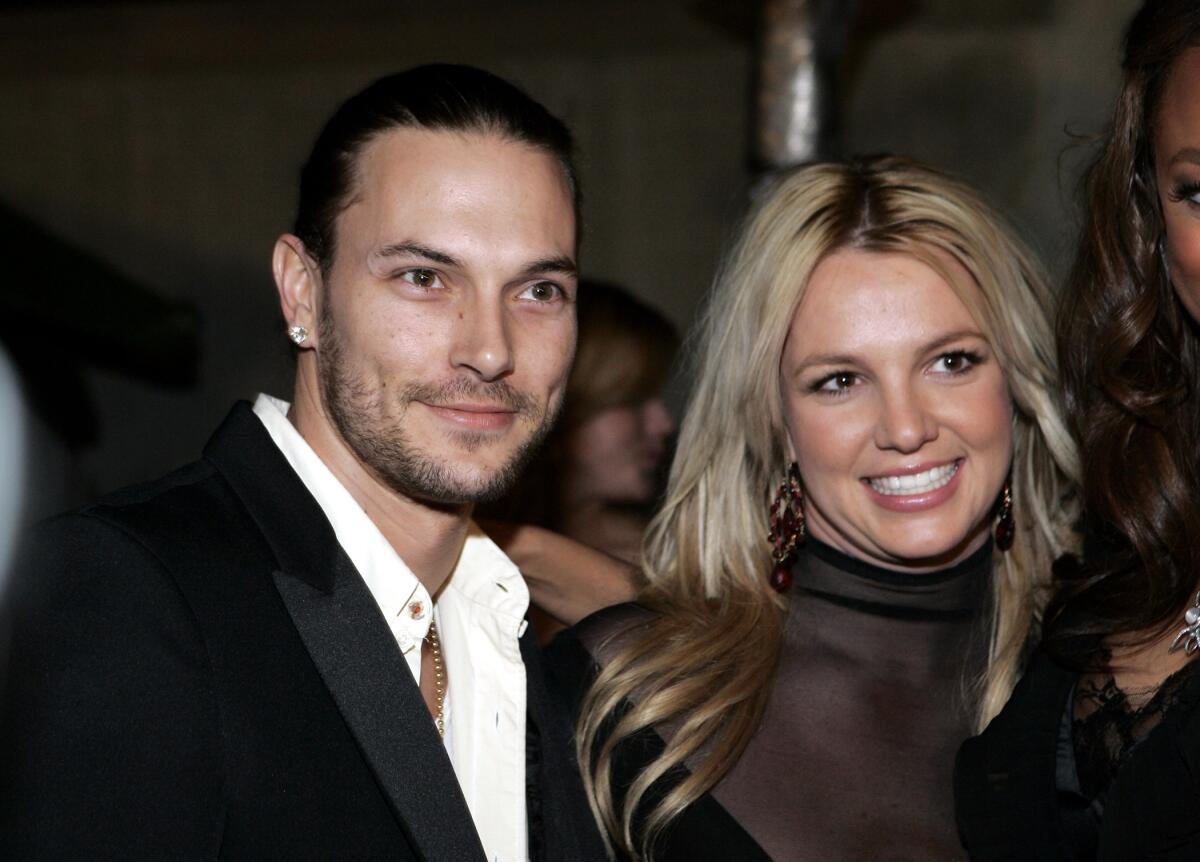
[251,393,527,627]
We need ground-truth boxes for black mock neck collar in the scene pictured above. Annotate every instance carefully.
[791,536,992,621]
[806,536,993,585]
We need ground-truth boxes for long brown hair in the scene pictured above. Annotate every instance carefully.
[578,156,1080,859]
[1048,0,1200,659]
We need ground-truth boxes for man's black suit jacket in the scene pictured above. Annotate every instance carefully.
[0,402,606,861]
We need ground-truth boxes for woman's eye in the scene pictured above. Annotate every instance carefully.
[1170,180,1200,207]
[401,269,442,289]
[931,351,979,374]
[814,372,857,394]
[519,282,562,303]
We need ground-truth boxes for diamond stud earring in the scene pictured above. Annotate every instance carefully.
[288,325,308,345]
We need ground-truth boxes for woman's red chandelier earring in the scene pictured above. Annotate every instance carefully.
[768,462,806,592]
[994,480,1014,552]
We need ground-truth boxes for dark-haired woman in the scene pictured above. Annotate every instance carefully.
[955,2,1200,859]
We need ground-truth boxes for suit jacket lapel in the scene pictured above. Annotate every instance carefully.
[204,402,487,862]
[272,560,486,862]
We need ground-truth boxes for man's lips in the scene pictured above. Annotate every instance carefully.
[421,401,518,431]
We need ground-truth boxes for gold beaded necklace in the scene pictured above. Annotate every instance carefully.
[425,617,446,738]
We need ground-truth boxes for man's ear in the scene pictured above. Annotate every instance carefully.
[272,234,322,348]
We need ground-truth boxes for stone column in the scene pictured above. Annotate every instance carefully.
[754,0,857,169]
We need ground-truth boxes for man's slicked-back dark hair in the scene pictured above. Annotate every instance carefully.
[293,63,579,275]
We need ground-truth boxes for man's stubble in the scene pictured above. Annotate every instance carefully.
[316,300,563,506]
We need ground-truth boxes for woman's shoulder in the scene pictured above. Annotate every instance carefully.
[954,647,1080,860]
[956,647,1075,783]
[570,601,659,664]
[543,601,659,712]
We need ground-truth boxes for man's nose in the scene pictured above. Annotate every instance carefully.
[449,295,514,382]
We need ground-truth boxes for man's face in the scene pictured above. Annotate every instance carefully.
[315,128,577,506]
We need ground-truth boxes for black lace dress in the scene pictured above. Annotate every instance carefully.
[546,538,991,861]
[956,641,1200,860]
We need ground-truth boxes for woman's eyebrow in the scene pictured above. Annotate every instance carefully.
[1168,146,1200,168]
[793,351,860,371]
[920,329,986,352]
[790,329,985,374]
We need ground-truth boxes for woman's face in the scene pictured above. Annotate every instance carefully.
[780,248,1013,571]
[1155,45,1200,319]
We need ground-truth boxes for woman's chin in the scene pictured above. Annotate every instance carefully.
[862,526,988,571]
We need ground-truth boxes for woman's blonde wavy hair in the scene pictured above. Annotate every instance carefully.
[577,155,1081,860]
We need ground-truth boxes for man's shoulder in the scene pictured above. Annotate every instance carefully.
[53,400,282,558]
[13,461,231,598]
[69,456,241,551]
[12,404,283,608]
[83,456,218,516]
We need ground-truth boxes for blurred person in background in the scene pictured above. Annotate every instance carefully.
[487,282,677,639]
[493,282,678,562]
[549,282,678,564]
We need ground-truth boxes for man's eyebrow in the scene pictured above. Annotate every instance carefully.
[1168,147,1200,168]
[368,245,576,279]
[371,242,461,267]
[518,256,577,279]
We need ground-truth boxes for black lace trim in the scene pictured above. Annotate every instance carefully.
[1072,659,1200,801]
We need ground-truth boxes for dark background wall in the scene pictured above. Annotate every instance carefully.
[0,0,1139,511]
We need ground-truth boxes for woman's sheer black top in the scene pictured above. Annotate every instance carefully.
[545,537,991,861]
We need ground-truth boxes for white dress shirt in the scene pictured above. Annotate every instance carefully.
[253,394,529,862]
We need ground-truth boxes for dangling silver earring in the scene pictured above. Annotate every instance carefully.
[288,325,308,345]
[1171,591,1200,654]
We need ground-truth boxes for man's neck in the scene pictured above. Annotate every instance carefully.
[288,375,471,597]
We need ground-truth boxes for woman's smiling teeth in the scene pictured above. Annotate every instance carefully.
[867,461,959,496]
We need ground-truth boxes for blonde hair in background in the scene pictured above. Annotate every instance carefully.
[560,281,679,432]
[576,155,1081,860]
